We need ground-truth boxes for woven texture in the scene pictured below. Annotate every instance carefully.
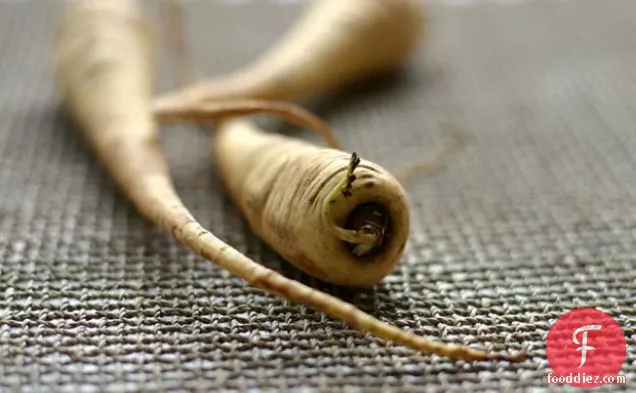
[1,0,635,391]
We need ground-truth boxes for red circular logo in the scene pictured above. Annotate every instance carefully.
[546,308,626,388]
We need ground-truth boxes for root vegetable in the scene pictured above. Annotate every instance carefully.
[155,99,402,286]
[211,118,526,362]
[153,0,425,112]
[154,0,461,185]
[211,118,410,286]
[52,0,525,362]
[162,0,522,361]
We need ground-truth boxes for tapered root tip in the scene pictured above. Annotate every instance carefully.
[444,344,528,363]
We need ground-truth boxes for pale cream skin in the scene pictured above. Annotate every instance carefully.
[212,119,410,287]
[153,0,425,111]
[53,0,525,362]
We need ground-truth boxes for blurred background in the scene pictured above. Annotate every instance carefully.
[0,0,634,391]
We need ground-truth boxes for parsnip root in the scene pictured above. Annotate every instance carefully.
[156,0,460,185]
[212,118,409,286]
[52,0,526,363]
[153,0,425,112]
[212,118,527,362]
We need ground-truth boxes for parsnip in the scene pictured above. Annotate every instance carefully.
[52,0,525,362]
[153,0,425,112]
[211,118,409,286]
[155,1,406,286]
[210,118,525,361]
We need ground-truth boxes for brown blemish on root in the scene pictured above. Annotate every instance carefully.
[268,217,297,245]
[252,270,275,293]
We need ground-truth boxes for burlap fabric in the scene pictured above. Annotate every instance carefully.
[0,0,634,391]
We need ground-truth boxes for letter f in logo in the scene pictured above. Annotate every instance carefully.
[573,324,602,368]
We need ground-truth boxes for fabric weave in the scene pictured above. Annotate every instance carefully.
[0,1,634,392]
